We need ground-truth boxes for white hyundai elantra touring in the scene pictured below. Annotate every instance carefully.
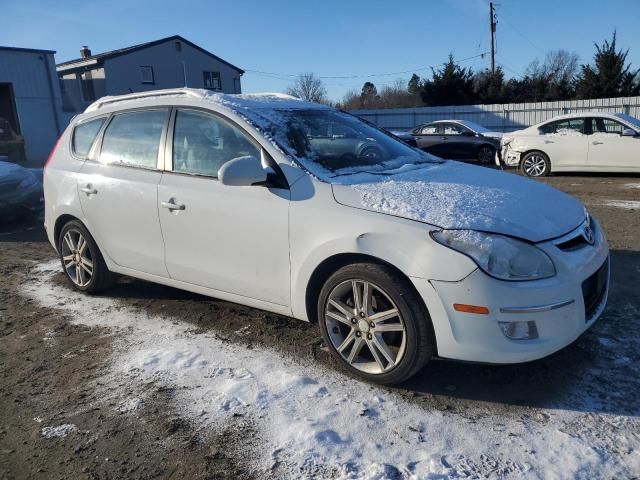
[43,88,610,385]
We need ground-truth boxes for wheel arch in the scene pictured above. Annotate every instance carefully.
[305,253,431,324]
[53,214,82,250]
[520,149,551,167]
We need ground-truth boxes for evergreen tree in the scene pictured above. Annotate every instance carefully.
[420,55,475,106]
[473,68,505,104]
[575,31,640,98]
[407,74,421,95]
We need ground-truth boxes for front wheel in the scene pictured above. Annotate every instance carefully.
[58,220,113,293]
[521,151,550,177]
[477,145,495,164]
[317,263,435,385]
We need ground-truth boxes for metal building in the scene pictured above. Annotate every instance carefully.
[0,46,65,165]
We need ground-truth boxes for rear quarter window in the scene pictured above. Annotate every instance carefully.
[72,117,106,157]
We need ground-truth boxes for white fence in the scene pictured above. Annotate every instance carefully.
[349,96,640,132]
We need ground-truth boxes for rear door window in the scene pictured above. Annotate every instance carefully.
[418,124,438,135]
[72,117,105,157]
[100,110,167,168]
[539,118,585,135]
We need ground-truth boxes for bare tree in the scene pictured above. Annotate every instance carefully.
[285,72,329,104]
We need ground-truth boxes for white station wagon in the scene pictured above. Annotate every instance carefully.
[501,112,640,176]
[44,89,610,385]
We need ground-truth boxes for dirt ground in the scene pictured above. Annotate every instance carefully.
[0,171,639,479]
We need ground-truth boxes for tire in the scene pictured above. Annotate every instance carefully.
[317,263,435,385]
[520,151,550,177]
[58,220,113,293]
[477,144,495,164]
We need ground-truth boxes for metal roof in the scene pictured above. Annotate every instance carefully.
[0,45,56,55]
[56,35,244,74]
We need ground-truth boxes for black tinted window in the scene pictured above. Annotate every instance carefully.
[73,118,105,157]
[172,110,260,177]
[100,110,167,168]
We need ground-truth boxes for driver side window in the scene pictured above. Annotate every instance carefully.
[172,110,260,177]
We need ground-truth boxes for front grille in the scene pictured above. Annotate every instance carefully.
[556,234,589,251]
[582,259,609,321]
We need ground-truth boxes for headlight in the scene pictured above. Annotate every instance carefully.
[431,230,556,281]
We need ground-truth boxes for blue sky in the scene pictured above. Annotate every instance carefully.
[2,0,639,101]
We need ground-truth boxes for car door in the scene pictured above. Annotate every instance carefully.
[537,117,589,169]
[77,109,170,277]
[414,123,443,152]
[588,117,639,171]
[440,122,472,158]
[157,108,291,306]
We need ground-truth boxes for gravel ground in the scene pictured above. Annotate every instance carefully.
[0,171,639,479]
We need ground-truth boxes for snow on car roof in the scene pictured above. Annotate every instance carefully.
[85,88,328,113]
[538,111,639,125]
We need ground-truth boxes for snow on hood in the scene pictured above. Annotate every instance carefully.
[481,131,503,139]
[332,161,585,242]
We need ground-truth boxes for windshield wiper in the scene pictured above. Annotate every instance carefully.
[330,170,394,178]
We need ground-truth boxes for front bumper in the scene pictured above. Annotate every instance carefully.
[500,144,521,167]
[414,219,610,363]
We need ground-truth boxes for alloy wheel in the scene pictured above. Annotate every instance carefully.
[478,146,494,164]
[324,279,406,374]
[523,155,547,176]
[61,229,94,287]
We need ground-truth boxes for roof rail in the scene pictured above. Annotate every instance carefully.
[85,88,204,112]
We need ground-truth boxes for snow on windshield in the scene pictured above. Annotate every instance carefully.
[615,113,640,130]
[454,120,489,133]
[201,92,440,181]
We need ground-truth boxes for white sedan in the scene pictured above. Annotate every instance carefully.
[44,89,609,385]
[500,112,640,176]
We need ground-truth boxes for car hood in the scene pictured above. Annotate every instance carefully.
[331,161,585,242]
[480,131,503,139]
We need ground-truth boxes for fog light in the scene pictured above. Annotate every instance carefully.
[498,321,538,340]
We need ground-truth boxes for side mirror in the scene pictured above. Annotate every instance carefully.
[462,130,476,137]
[622,128,637,137]
[218,155,269,186]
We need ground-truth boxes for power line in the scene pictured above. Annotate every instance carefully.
[244,52,490,81]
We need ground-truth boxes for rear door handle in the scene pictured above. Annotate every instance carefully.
[80,185,97,195]
[161,200,185,211]
[592,141,604,145]
[544,140,555,144]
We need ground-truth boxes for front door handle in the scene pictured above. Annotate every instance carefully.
[161,200,186,211]
[80,185,97,195]
[544,140,555,144]
[592,140,604,145]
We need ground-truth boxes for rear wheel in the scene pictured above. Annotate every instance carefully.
[521,151,550,177]
[58,220,113,293]
[317,263,435,385]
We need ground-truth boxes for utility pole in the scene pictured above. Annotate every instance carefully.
[489,2,496,73]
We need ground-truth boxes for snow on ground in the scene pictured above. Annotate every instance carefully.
[624,183,640,189]
[41,424,77,439]
[24,261,640,479]
[602,200,640,210]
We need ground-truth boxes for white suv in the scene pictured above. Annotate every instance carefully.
[44,88,610,385]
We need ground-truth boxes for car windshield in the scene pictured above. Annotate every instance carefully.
[455,120,489,133]
[615,113,640,130]
[252,108,440,178]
